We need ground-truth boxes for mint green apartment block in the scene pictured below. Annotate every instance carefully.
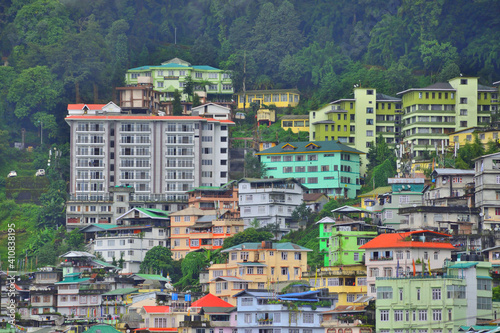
[256,140,363,198]
[375,261,493,333]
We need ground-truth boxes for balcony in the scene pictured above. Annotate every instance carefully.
[258,320,274,326]
[370,257,393,261]
[137,77,153,84]
[179,321,210,328]
[211,321,231,327]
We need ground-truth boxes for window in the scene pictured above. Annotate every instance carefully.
[478,279,492,291]
[366,119,374,125]
[478,297,492,310]
[377,287,392,299]
[307,177,318,184]
[366,107,373,114]
[432,288,441,300]
[281,252,288,260]
[419,310,427,321]
[417,288,420,300]
[447,285,466,299]
[399,289,403,301]
[432,309,442,321]
[303,313,314,324]
[244,314,252,323]
[366,130,373,137]
[281,267,288,275]
[241,297,253,306]
[240,252,249,260]
[380,310,389,321]
[394,310,403,321]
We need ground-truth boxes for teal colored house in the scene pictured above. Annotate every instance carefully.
[256,140,364,198]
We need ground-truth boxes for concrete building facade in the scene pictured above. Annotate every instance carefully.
[65,103,233,228]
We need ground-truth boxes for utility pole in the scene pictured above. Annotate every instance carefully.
[243,50,246,113]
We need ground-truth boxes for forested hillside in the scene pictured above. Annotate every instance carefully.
[1,0,499,145]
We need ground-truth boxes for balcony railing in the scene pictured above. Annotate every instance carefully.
[179,321,210,328]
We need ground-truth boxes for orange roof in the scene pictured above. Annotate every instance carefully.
[67,104,107,110]
[65,115,234,124]
[143,306,170,313]
[359,230,454,250]
[190,293,233,308]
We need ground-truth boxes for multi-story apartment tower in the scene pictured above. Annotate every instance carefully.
[237,178,305,237]
[375,261,493,333]
[397,77,499,158]
[474,152,500,231]
[65,102,233,228]
[309,88,402,174]
[125,58,233,103]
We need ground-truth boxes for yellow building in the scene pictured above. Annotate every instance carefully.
[281,114,310,133]
[449,127,500,147]
[169,207,244,260]
[256,108,276,124]
[303,264,369,306]
[358,186,391,211]
[207,241,311,305]
[235,89,300,109]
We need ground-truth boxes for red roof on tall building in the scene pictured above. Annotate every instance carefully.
[65,115,234,124]
[359,230,454,250]
[143,306,170,313]
[67,104,107,110]
[190,293,233,308]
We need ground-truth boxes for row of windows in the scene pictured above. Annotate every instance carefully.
[380,309,446,322]
[282,120,309,127]
[376,285,467,300]
[240,93,299,103]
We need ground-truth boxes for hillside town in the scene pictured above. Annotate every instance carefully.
[2,56,500,333]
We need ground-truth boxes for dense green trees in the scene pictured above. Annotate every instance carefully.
[140,246,176,276]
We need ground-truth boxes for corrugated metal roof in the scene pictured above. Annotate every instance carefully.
[102,287,138,295]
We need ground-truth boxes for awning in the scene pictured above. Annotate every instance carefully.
[353,295,374,303]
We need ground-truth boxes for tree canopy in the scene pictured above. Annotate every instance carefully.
[140,246,175,277]
[222,228,274,250]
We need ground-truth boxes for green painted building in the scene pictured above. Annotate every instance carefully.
[375,261,493,333]
[398,76,499,158]
[256,140,363,198]
[328,221,378,267]
[125,57,233,102]
[317,216,336,266]
[309,88,402,174]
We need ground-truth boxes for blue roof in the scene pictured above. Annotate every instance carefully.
[192,65,220,71]
[278,298,319,302]
[129,63,190,71]
[278,290,320,298]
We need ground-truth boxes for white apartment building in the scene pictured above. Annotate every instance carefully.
[65,102,233,228]
[474,152,500,230]
[238,178,305,237]
[93,225,167,273]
